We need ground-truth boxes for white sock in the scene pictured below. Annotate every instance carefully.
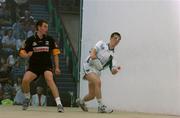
[55,97,62,106]
[97,98,103,107]
[24,92,30,99]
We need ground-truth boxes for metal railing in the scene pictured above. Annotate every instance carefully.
[48,0,79,82]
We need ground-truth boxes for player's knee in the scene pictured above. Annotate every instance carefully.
[22,77,30,84]
[46,78,54,84]
[95,79,101,87]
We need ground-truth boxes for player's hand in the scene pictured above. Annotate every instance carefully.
[55,67,61,76]
[111,66,121,75]
[27,51,33,57]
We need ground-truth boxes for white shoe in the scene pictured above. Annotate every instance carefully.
[57,104,64,113]
[76,98,88,112]
[98,105,113,113]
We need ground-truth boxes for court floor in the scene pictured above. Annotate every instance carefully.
[0,106,179,118]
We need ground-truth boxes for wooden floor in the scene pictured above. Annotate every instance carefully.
[0,106,179,118]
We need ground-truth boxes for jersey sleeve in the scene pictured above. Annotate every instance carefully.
[94,40,105,53]
[109,58,118,71]
[50,37,61,55]
[24,38,33,52]
[19,38,33,56]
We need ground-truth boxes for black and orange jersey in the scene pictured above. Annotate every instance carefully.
[19,33,60,69]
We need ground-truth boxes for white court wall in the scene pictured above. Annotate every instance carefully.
[80,0,180,115]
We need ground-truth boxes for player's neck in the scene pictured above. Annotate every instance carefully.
[37,32,43,39]
[108,43,114,50]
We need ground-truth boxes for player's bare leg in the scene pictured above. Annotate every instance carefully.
[83,73,113,113]
[44,71,64,112]
[22,71,37,110]
[76,80,95,112]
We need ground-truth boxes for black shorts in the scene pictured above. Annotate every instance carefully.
[27,66,53,77]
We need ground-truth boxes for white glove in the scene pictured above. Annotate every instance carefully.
[89,58,103,70]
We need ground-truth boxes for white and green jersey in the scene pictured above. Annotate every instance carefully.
[85,40,117,70]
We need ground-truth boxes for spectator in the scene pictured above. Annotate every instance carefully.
[3,80,14,100]
[14,0,28,17]
[1,29,16,48]
[27,23,35,38]
[1,29,9,48]
[0,57,7,71]
[12,18,26,40]
[10,60,23,84]
[15,38,22,51]
[6,54,15,72]
[7,29,16,47]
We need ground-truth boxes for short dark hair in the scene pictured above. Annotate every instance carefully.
[110,32,121,40]
[36,19,48,30]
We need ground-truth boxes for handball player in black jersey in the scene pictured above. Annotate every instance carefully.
[19,19,64,112]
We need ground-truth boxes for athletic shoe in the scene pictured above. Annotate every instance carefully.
[57,104,64,112]
[76,98,88,112]
[22,98,30,110]
[98,105,113,113]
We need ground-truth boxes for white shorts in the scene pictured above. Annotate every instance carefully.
[82,62,101,79]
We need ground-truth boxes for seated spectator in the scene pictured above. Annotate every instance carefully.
[0,29,3,48]
[12,18,26,40]
[14,0,28,17]
[6,54,15,72]
[2,29,16,48]
[0,2,11,26]
[27,23,35,38]
[0,57,9,83]
[21,10,34,23]
[0,2,10,20]
[15,38,22,51]
[1,29,9,48]
[7,29,16,47]
[10,60,23,84]
[0,3,4,18]
[3,80,14,100]
[0,57,7,72]
[31,86,47,106]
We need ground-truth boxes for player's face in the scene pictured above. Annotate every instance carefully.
[110,35,120,48]
[38,23,48,35]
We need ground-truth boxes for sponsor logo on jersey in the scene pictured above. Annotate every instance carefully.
[33,46,49,52]
[45,41,49,45]
[32,42,37,46]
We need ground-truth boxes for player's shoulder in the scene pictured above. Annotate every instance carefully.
[26,35,35,42]
[97,40,105,44]
[46,35,56,43]
[96,40,106,45]
[46,35,54,40]
[95,40,107,47]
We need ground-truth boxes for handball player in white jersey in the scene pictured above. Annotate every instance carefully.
[76,32,121,113]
